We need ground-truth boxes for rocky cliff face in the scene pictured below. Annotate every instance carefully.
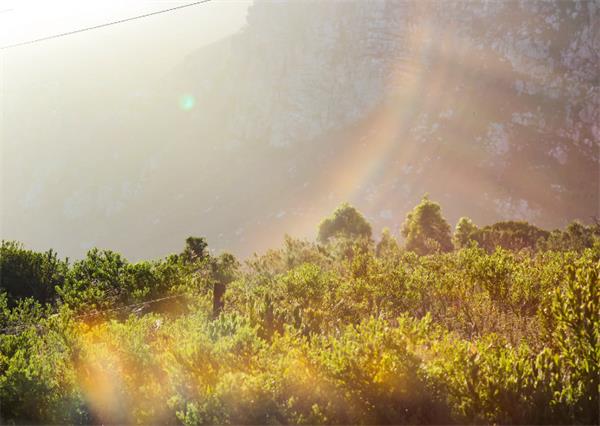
[181,1,598,149]
[167,0,598,243]
[4,1,597,260]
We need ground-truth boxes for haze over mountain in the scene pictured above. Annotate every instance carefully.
[2,0,598,260]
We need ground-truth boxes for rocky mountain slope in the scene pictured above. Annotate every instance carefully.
[3,0,598,259]
[162,0,598,250]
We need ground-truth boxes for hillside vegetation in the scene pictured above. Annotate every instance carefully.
[1,198,598,425]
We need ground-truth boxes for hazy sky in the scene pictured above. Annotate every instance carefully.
[1,0,252,256]
[0,1,252,87]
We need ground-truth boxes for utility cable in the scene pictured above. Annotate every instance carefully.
[0,0,212,50]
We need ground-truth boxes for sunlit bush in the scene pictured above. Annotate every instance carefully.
[1,237,597,424]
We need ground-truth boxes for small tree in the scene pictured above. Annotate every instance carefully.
[541,221,598,252]
[210,252,238,317]
[181,237,238,317]
[454,217,478,249]
[470,221,549,253]
[401,195,453,255]
[182,236,209,264]
[317,203,372,244]
[376,228,401,258]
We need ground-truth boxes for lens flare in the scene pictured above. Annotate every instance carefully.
[179,94,196,111]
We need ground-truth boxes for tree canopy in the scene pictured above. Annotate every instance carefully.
[401,195,453,254]
[470,221,549,252]
[317,203,372,244]
[454,217,479,249]
[182,236,209,264]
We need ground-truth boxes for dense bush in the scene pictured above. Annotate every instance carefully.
[1,210,598,424]
[0,241,68,305]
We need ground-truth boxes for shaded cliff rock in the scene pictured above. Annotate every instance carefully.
[168,0,598,233]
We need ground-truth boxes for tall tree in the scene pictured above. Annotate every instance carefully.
[401,195,453,255]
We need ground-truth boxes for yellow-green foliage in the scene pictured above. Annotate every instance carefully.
[0,239,598,424]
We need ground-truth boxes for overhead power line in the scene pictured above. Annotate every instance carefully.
[0,0,212,50]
